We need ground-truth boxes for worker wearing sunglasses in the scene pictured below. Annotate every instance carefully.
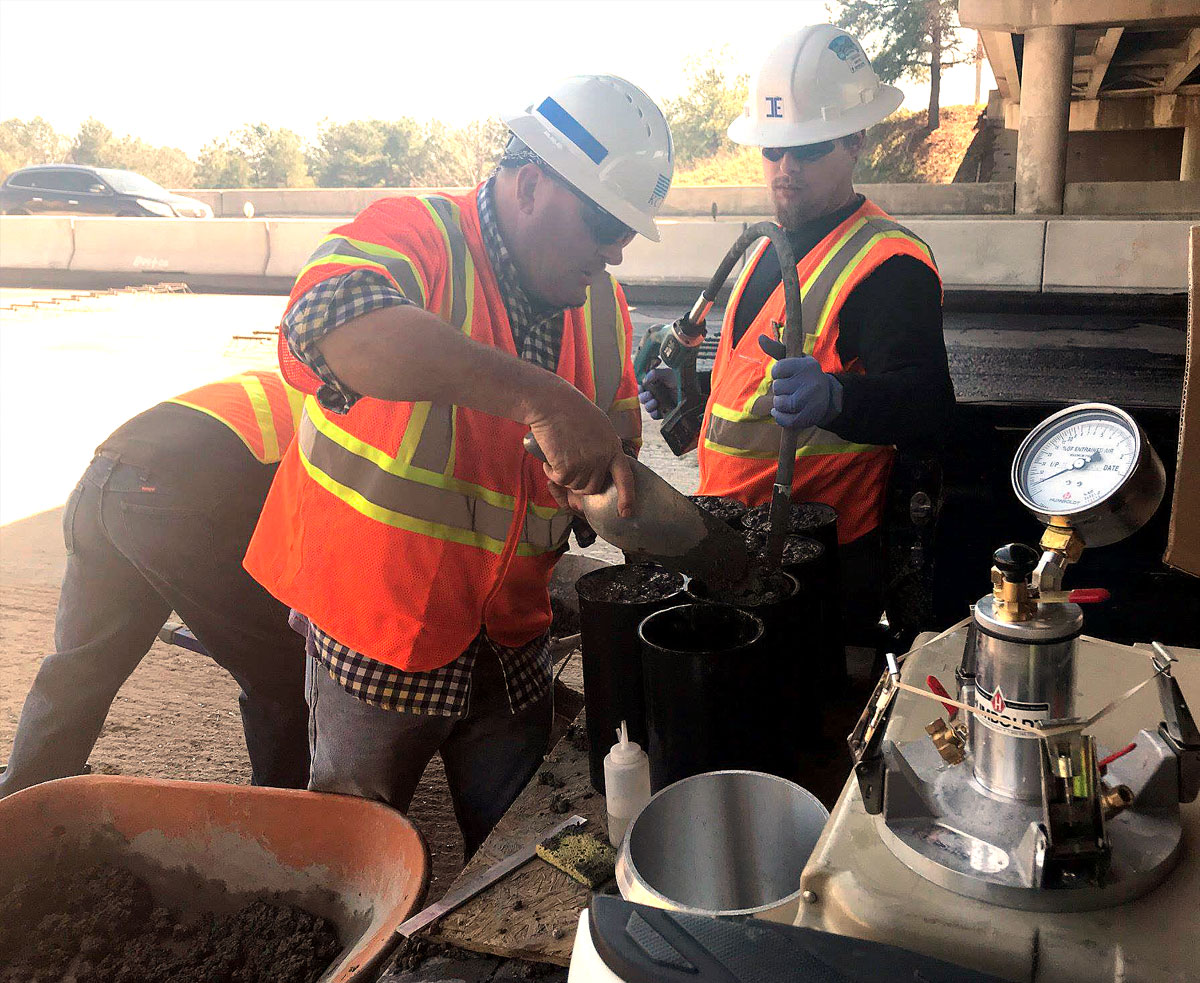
[643,25,954,651]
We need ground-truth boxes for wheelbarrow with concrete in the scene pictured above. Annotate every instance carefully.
[0,774,429,981]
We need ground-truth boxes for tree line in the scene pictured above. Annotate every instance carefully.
[0,115,513,190]
[1,6,967,189]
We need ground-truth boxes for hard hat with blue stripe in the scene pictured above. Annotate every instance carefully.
[502,75,674,243]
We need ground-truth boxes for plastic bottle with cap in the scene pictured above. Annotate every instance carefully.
[604,721,651,847]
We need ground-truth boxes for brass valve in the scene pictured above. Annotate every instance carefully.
[1033,519,1086,593]
[990,543,1039,622]
[926,717,967,765]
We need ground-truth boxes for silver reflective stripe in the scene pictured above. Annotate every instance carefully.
[410,404,455,474]
[587,276,622,409]
[705,416,868,457]
[301,412,567,551]
[609,408,639,440]
[305,236,425,307]
[525,512,575,551]
[423,196,468,330]
[408,196,473,475]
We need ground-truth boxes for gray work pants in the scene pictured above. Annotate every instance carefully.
[306,645,552,858]
[0,454,308,799]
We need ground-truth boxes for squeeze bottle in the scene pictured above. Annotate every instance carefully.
[603,721,651,847]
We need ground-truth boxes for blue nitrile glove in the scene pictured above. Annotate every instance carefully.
[769,355,843,430]
[638,367,678,420]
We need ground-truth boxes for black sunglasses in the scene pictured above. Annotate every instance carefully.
[762,140,837,164]
[543,167,636,246]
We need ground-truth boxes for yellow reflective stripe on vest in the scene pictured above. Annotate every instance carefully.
[300,235,426,306]
[813,226,931,349]
[242,373,280,462]
[285,384,306,429]
[713,217,928,426]
[703,417,876,460]
[301,403,570,553]
[718,218,871,422]
[421,196,471,329]
[169,373,284,463]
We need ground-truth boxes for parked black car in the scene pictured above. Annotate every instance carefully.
[0,164,212,217]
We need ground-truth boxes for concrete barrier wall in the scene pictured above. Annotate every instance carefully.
[906,218,1046,290]
[71,217,270,276]
[0,216,74,269]
[1063,182,1200,217]
[264,220,329,279]
[621,220,747,284]
[2,214,1192,293]
[172,183,1018,219]
[1042,220,1194,293]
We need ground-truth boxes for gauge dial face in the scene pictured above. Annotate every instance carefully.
[1013,406,1140,516]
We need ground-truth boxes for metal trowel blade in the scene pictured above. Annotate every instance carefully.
[577,457,751,591]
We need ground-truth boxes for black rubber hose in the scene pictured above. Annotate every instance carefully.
[698,221,804,568]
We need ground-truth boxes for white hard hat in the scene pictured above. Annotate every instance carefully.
[503,75,674,242]
[728,25,904,148]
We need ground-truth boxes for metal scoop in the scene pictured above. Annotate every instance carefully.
[523,433,751,590]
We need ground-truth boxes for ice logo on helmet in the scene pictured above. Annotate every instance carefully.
[648,174,671,208]
[829,35,867,73]
[765,96,784,119]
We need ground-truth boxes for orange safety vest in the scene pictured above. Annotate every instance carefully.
[244,189,641,672]
[697,199,939,544]
[166,370,304,465]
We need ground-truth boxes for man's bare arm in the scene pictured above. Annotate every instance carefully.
[316,306,635,512]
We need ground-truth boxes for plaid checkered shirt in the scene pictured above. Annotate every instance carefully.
[281,178,568,716]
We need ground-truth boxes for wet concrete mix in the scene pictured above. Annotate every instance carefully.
[580,563,683,604]
[0,857,340,983]
[742,530,824,568]
[740,501,835,535]
[688,495,748,527]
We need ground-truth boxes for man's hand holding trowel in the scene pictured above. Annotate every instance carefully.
[527,395,637,518]
[524,431,751,592]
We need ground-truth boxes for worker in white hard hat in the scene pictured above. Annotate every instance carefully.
[642,25,954,644]
[245,75,672,855]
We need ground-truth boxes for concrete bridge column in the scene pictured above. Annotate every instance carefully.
[1015,26,1075,215]
[1182,125,1200,181]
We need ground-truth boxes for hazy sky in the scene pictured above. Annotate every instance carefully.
[0,0,994,154]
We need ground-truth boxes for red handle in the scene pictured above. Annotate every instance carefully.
[1068,588,1111,604]
[926,675,957,720]
[1099,742,1137,769]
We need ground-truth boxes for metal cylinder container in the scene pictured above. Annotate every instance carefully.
[969,595,1083,800]
[615,770,829,922]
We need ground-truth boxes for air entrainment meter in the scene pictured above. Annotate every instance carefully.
[848,402,1198,913]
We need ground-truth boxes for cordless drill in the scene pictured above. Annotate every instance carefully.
[639,293,713,456]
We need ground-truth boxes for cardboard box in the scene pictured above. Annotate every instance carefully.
[1164,225,1200,577]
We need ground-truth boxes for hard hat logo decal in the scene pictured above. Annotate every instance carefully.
[536,97,609,164]
[828,36,867,73]
[765,96,784,119]
[648,174,671,208]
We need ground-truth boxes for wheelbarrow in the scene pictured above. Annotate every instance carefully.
[0,775,429,982]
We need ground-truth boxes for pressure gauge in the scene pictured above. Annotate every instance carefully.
[1011,403,1165,547]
